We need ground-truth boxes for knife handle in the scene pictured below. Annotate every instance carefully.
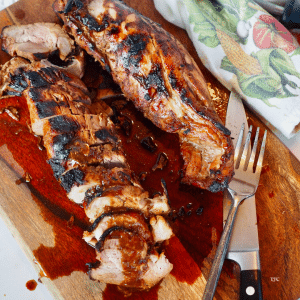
[240,269,263,300]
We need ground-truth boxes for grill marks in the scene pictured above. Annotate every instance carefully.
[0,58,173,289]
[54,0,234,192]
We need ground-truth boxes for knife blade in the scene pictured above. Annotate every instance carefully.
[224,91,263,299]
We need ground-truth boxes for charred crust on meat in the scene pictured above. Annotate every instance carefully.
[152,152,168,171]
[28,89,63,119]
[208,179,228,193]
[119,34,148,69]
[108,26,120,35]
[88,211,114,232]
[161,178,171,206]
[48,158,66,179]
[63,0,75,13]
[4,90,22,97]
[84,185,104,206]
[39,67,57,82]
[144,93,151,101]
[125,34,147,56]
[8,74,28,93]
[95,226,133,252]
[140,136,157,153]
[95,128,118,142]
[27,88,41,101]
[118,170,131,183]
[105,64,111,74]
[59,167,85,192]
[24,71,49,88]
[63,0,83,13]
[48,115,80,134]
[33,53,49,60]
[88,41,95,51]
[119,115,132,136]
[180,88,192,105]
[183,128,190,135]
[197,110,231,136]
[134,65,168,97]
[86,261,100,270]
[52,133,74,160]
[74,12,108,32]
[168,72,177,89]
[210,169,221,176]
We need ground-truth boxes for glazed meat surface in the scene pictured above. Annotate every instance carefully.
[0,58,173,289]
[53,0,234,192]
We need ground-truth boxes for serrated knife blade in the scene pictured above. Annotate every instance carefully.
[224,91,263,299]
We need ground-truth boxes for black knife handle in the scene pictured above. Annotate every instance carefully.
[240,270,263,300]
[280,0,300,29]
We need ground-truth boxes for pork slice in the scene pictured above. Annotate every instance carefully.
[1,23,74,61]
[89,230,149,288]
[141,252,173,288]
[83,211,153,247]
[41,46,86,78]
[84,184,171,222]
[0,60,92,135]
[90,239,126,284]
[145,194,170,215]
[150,215,173,243]
[84,185,148,222]
[47,141,128,180]
[89,230,172,289]
[61,165,135,204]
[24,88,90,136]
[0,57,31,97]
[43,114,121,162]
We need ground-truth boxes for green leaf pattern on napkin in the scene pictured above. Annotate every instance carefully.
[184,0,300,103]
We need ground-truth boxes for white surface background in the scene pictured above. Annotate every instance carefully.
[0,217,53,299]
[0,1,53,299]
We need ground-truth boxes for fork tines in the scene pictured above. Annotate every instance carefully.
[234,124,267,173]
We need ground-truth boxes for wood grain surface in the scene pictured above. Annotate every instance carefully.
[0,0,300,300]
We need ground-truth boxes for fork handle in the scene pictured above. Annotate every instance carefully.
[202,198,240,300]
[240,269,263,300]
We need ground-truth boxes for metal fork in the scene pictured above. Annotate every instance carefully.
[202,124,267,300]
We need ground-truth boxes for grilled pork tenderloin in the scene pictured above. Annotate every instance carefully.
[0,58,173,289]
[53,0,234,192]
[1,23,85,78]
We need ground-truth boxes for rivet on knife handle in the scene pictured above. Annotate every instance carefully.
[240,269,263,300]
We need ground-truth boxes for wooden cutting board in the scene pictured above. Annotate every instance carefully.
[1,1,300,300]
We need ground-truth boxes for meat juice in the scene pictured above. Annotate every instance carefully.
[26,279,38,291]
[0,78,233,299]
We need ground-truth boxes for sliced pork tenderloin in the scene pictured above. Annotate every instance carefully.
[90,228,172,289]
[84,184,170,222]
[0,58,173,289]
[83,211,153,247]
[150,215,173,243]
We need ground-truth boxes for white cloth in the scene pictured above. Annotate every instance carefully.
[154,0,300,139]
[0,0,18,11]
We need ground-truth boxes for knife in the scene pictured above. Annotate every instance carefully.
[224,91,263,299]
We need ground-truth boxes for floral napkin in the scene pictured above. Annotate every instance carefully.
[154,0,300,139]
